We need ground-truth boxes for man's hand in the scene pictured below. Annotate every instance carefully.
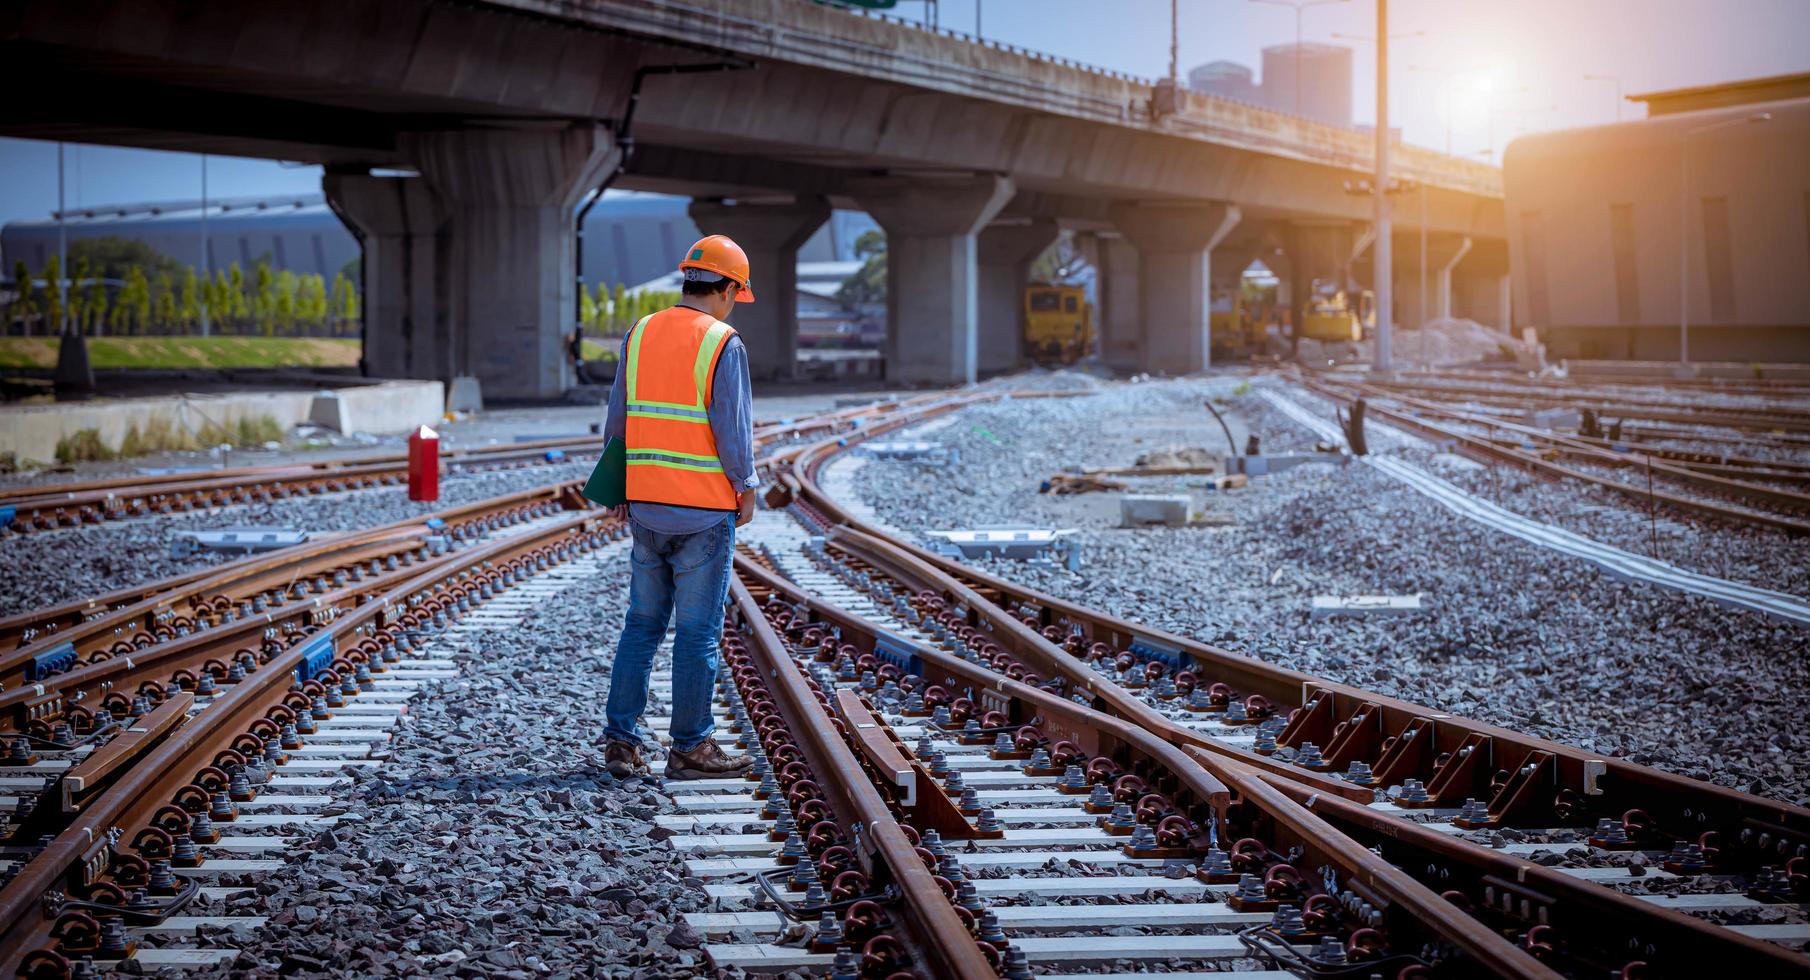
[610,504,629,522]
[735,491,756,527]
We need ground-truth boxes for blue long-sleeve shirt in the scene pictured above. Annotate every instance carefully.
[604,305,758,534]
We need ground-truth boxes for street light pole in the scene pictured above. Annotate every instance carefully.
[1374,0,1392,372]
[1679,112,1770,373]
[200,153,210,337]
[56,142,67,338]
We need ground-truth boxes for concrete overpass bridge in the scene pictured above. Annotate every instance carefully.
[3,0,1507,397]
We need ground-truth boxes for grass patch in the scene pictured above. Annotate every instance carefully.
[118,413,286,455]
[580,340,620,363]
[55,428,114,463]
[0,337,360,370]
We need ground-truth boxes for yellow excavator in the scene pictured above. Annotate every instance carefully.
[1023,283,1094,364]
[1210,287,1268,359]
[1299,278,1375,343]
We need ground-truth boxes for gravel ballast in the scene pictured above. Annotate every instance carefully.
[844,374,1810,807]
[175,537,739,979]
[0,460,594,619]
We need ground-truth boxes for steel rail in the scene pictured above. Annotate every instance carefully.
[1352,377,1810,434]
[1301,376,1810,535]
[736,553,1561,977]
[0,483,588,689]
[1254,764,1810,976]
[0,481,588,652]
[0,508,613,975]
[728,575,994,980]
[774,393,1810,877]
[1347,380,1810,516]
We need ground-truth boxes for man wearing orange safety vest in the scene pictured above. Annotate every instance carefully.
[601,235,759,780]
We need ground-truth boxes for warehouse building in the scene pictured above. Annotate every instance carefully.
[1503,72,1810,362]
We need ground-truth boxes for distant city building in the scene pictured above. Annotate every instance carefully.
[1188,60,1258,104]
[1260,42,1353,126]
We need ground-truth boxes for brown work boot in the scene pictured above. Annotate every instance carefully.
[604,740,646,779]
[664,740,752,780]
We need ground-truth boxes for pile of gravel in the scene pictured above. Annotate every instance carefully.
[177,541,731,979]
[847,375,1810,806]
[0,461,592,619]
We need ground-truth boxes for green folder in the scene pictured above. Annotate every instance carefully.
[582,437,627,507]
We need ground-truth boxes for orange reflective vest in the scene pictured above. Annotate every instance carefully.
[622,306,741,511]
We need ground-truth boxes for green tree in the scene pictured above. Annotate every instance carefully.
[179,267,201,333]
[580,284,597,332]
[41,256,64,335]
[67,256,91,333]
[10,260,36,332]
[273,269,298,334]
[837,230,887,309]
[252,261,276,336]
[67,236,183,283]
[124,266,151,335]
[212,269,232,330]
[83,268,108,336]
[228,263,248,327]
[328,271,356,334]
[151,271,177,333]
[609,283,627,332]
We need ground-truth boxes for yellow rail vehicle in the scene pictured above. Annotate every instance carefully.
[1023,284,1094,364]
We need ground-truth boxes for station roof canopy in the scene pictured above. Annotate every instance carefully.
[1629,71,1810,116]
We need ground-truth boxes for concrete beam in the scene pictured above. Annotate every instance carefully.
[323,173,450,382]
[976,219,1061,375]
[687,195,832,381]
[1111,201,1240,374]
[407,124,619,400]
[850,173,1015,386]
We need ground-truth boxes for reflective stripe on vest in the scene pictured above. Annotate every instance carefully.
[621,308,739,510]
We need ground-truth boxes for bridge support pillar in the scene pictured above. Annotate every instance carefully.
[1094,234,1141,372]
[977,219,1060,375]
[688,195,831,381]
[1111,201,1241,374]
[851,174,1015,386]
[406,124,619,400]
[324,173,449,383]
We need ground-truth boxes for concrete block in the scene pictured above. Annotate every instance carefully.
[1310,595,1424,620]
[447,376,484,414]
[307,391,350,433]
[1120,494,1191,527]
[329,381,444,436]
[1524,407,1581,430]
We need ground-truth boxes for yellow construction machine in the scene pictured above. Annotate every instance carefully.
[1299,278,1374,343]
[1023,283,1093,364]
[1210,287,1267,359]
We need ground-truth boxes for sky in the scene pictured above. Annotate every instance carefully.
[2,0,1806,228]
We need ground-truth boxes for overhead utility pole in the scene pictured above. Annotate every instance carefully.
[1373,0,1393,373]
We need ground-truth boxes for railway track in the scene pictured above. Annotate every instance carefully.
[1300,374,1810,536]
[658,394,1802,970]
[0,397,926,535]
[0,388,1058,976]
[2,378,1805,977]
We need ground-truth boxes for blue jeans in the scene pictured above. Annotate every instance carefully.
[603,517,734,752]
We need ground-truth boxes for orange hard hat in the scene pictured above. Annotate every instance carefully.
[679,234,754,303]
